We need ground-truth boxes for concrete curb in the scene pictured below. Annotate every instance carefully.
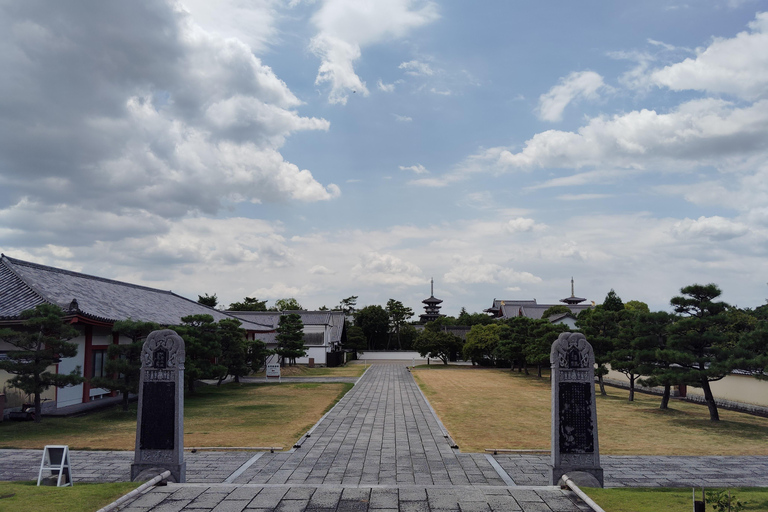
[409,367,459,449]
[94,470,170,512]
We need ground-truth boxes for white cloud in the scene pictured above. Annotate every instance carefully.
[429,87,451,96]
[393,114,413,122]
[399,59,434,76]
[670,216,750,240]
[400,164,429,174]
[557,193,612,201]
[537,71,606,122]
[505,217,545,233]
[444,257,542,285]
[309,0,439,104]
[178,0,280,54]
[351,252,424,286]
[309,265,335,275]
[500,98,768,171]
[0,1,338,240]
[378,79,395,92]
[650,12,768,100]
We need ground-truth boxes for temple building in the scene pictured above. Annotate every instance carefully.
[419,279,444,324]
[484,278,593,328]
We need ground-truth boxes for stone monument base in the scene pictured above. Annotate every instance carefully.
[552,467,603,488]
[131,462,186,483]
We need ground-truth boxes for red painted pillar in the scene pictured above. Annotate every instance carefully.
[82,325,93,404]
[110,331,119,397]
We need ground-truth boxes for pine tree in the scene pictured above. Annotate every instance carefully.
[275,313,305,366]
[90,319,159,411]
[664,284,732,421]
[176,314,225,394]
[0,304,83,422]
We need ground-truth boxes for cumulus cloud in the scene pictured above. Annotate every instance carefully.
[505,217,545,233]
[443,257,541,285]
[650,12,768,100]
[537,71,606,122]
[670,216,750,240]
[351,252,423,286]
[309,0,439,104]
[0,0,338,246]
[500,98,768,171]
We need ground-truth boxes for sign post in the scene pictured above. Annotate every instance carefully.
[266,363,281,383]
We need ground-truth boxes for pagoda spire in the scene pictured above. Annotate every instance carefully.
[420,278,444,323]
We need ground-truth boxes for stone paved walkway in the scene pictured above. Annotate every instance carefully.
[2,363,767,511]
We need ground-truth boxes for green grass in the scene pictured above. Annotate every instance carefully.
[584,487,768,512]
[0,381,353,450]
[0,481,140,512]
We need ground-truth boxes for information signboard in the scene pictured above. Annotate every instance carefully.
[266,363,281,382]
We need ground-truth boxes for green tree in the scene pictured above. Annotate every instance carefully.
[338,296,358,317]
[275,313,306,366]
[90,319,159,411]
[603,289,625,311]
[541,305,572,319]
[457,308,495,326]
[176,314,225,394]
[665,283,732,421]
[414,329,464,365]
[197,293,218,308]
[386,299,414,350]
[273,298,303,311]
[463,324,503,365]
[611,310,644,401]
[528,321,571,377]
[497,316,540,374]
[216,318,250,384]
[732,320,768,378]
[633,311,677,409]
[399,324,419,351]
[576,291,628,395]
[624,300,650,313]
[355,305,390,350]
[228,297,268,311]
[344,325,367,357]
[0,304,83,422]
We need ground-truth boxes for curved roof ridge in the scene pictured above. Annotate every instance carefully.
[0,254,53,311]
[3,254,175,296]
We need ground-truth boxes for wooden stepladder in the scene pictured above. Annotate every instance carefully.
[37,445,73,487]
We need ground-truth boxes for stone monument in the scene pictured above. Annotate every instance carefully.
[550,332,603,487]
[131,329,186,483]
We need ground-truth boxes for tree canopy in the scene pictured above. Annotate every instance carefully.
[275,313,306,366]
[228,297,268,311]
[0,304,83,422]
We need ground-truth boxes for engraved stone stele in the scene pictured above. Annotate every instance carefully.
[550,332,603,487]
[131,329,186,483]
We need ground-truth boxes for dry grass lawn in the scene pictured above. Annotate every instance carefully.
[0,382,350,451]
[413,367,768,455]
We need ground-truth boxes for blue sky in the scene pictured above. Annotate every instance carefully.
[1,0,767,317]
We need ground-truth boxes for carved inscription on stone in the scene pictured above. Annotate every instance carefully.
[139,381,175,451]
[558,382,594,454]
